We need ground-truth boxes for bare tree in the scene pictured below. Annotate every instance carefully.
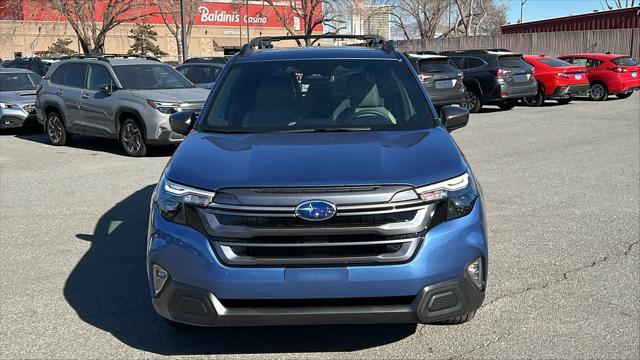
[261,0,348,46]
[479,0,508,35]
[435,0,506,37]
[35,0,157,54]
[157,0,199,62]
[603,0,637,9]
[388,0,451,40]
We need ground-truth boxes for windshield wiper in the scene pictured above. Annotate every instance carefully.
[275,127,372,133]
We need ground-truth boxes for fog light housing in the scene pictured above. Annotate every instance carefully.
[466,257,483,290]
[153,264,169,296]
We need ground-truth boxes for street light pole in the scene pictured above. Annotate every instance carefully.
[180,0,187,62]
[520,0,528,23]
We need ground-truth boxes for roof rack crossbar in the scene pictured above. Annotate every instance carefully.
[238,35,395,56]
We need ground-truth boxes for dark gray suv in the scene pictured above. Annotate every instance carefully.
[35,55,209,156]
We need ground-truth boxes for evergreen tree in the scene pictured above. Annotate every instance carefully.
[47,38,76,56]
[128,23,167,56]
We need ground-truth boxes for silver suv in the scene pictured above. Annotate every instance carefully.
[35,55,210,156]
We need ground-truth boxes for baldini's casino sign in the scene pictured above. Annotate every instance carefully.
[199,6,267,25]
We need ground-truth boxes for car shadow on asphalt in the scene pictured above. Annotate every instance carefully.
[64,186,416,355]
[7,129,175,157]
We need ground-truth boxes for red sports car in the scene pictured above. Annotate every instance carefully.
[523,55,589,106]
[558,53,640,101]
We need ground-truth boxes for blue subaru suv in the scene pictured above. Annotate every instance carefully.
[147,35,487,327]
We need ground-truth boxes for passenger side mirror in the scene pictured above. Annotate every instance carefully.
[169,111,196,135]
[440,106,469,132]
[99,83,113,94]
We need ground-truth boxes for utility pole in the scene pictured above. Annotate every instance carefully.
[180,0,187,62]
[520,0,528,23]
[245,0,250,43]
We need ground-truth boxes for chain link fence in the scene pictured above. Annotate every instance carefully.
[396,29,639,59]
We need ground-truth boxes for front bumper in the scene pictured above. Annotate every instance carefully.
[152,274,484,327]
[146,128,185,145]
[0,108,35,129]
[147,196,488,326]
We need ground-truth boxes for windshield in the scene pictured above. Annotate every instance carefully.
[611,57,638,66]
[0,72,41,91]
[177,65,221,84]
[417,59,459,73]
[499,55,530,68]
[538,57,572,67]
[199,59,435,133]
[113,64,194,89]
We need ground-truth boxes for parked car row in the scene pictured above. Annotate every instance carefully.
[404,50,639,112]
[1,49,638,158]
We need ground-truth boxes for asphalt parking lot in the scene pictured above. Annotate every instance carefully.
[1,96,638,359]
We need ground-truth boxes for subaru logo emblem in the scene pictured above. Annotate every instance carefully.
[295,200,337,221]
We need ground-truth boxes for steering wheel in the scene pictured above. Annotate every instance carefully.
[348,108,395,125]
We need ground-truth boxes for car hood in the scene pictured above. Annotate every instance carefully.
[165,129,469,191]
[0,90,36,105]
[127,87,209,102]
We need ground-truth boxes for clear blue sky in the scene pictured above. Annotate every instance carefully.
[506,0,614,24]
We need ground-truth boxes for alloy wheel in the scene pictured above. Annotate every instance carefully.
[47,114,63,144]
[462,91,477,110]
[591,84,605,100]
[122,122,142,154]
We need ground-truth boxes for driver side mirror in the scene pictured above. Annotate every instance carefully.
[99,83,114,94]
[440,106,469,132]
[169,111,196,136]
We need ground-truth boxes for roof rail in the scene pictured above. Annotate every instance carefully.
[238,35,395,56]
[58,53,161,62]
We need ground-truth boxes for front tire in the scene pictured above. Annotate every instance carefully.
[615,92,632,99]
[589,83,608,101]
[120,118,147,157]
[46,111,71,146]
[461,90,482,113]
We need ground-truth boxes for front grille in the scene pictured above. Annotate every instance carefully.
[22,104,36,113]
[215,210,417,228]
[202,187,434,266]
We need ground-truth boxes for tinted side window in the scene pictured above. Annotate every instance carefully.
[586,59,602,68]
[571,58,589,66]
[64,63,88,88]
[50,64,67,84]
[466,57,486,68]
[87,64,114,90]
[449,57,465,69]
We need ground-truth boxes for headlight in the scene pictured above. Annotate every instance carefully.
[0,102,20,109]
[154,177,216,225]
[147,100,181,114]
[415,172,478,226]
